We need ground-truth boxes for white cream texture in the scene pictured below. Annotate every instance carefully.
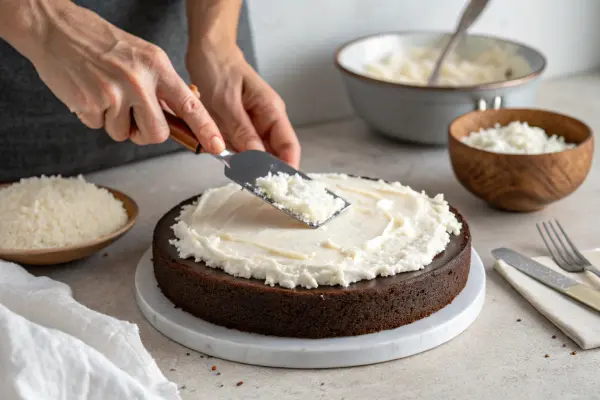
[364,44,530,86]
[462,121,575,154]
[170,174,462,289]
[255,172,346,224]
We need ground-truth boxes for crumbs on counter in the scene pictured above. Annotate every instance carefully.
[186,352,190,356]
[552,335,556,339]
[236,381,244,387]
[571,351,577,356]
[211,365,217,371]
[220,384,224,388]
[516,318,522,322]
[179,385,186,390]
[320,383,325,386]
[544,354,550,358]
[562,344,567,348]
[217,372,221,376]
[170,368,176,372]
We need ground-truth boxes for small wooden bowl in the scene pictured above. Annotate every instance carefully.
[449,109,594,212]
[0,186,138,265]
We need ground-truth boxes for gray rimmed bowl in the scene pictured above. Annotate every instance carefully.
[335,31,547,145]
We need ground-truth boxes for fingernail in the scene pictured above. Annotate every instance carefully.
[245,139,266,152]
[210,136,225,153]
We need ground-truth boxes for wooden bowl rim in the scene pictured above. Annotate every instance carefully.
[448,108,594,158]
[0,184,138,257]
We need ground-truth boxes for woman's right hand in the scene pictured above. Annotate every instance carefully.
[26,1,226,152]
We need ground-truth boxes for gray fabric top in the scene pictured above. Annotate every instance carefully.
[0,0,255,182]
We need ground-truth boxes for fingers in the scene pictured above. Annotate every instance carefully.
[222,101,266,153]
[248,96,301,168]
[75,111,104,130]
[129,93,169,145]
[157,70,225,154]
[104,95,131,142]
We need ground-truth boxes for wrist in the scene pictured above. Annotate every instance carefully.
[186,42,244,71]
[185,0,241,54]
[0,0,72,60]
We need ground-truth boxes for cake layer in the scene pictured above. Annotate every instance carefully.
[153,194,471,338]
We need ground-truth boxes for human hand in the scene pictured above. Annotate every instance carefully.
[186,45,301,168]
[26,2,225,153]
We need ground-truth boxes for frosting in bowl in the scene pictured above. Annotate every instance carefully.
[170,174,462,289]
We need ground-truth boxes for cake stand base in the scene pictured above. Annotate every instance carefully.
[135,248,485,369]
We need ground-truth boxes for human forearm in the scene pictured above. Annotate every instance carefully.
[185,0,242,54]
[0,0,70,61]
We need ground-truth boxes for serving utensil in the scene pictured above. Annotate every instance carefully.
[492,247,600,313]
[0,185,138,265]
[166,113,350,228]
[536,220,600,278]
[428,0,491,85]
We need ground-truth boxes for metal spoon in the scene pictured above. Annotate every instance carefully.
[427,0,491,86]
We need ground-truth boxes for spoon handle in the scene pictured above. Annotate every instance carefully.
[428,0,491,85]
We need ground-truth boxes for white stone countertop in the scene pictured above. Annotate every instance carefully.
[28,72,600,400]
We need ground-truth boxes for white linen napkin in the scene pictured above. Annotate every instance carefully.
[0,259,180,400]
[494,249,600,350]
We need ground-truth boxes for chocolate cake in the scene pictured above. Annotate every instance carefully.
[152,191,472,339]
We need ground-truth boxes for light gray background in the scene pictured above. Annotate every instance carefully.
[246,0,600,125]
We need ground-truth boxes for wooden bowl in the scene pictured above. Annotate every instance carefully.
[0,186,138,265]
[448,109,594,212]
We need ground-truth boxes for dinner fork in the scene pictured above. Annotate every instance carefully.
[536,220,600,278]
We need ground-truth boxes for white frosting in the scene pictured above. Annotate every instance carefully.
[462,121,575,154]
[364,44,530,87]
[255,172,345,224]
[170,174,462,289]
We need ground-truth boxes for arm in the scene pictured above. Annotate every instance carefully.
[0,0,225,153]
[185,0,301,168]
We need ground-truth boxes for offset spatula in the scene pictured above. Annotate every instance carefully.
[165,113,350,228]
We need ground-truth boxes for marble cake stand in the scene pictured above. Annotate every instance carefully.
[135,248,485,369]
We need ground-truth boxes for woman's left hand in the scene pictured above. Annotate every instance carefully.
[186,45,301,168]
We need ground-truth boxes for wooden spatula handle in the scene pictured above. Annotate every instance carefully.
[165,112,202,154]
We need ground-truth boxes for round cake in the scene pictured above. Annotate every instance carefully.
[152,174,472,338]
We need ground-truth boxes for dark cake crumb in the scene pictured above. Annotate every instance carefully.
[211,366,217,371]
[236,381,244,386]
[220,384,224,388]
[186,352,190,356]
[552,335,556,339]
[544,354,550,358]
[571,351,577,356]
[320,383,325,386]
[179,385,186,390]
[217,372,221,376]
[562,344,567,348]
[517,319,522,322]
[170,368,175,372]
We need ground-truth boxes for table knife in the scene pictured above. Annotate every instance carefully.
[492,247,600,313]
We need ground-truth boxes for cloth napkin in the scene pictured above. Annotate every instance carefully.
[494,249,600,350]
[0,259,180,400]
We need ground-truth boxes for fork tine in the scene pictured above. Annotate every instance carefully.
[536,223,561,264]
[554,219,590,266]
[541,221,579,272]
[548,221,580,266]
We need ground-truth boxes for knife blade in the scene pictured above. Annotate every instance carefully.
[492,247,600,313]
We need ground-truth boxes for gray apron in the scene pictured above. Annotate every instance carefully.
[0,0,256,182]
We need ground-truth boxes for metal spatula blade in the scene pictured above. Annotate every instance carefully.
[221,150,350,228]
[166,113,351,228]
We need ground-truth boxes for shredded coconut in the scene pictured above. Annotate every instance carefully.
[364,44,530,86]
[255,172,346,224]
[461,121,575,154]
[0,175,128,250]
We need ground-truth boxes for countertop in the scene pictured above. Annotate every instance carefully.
[28,72,600,400]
